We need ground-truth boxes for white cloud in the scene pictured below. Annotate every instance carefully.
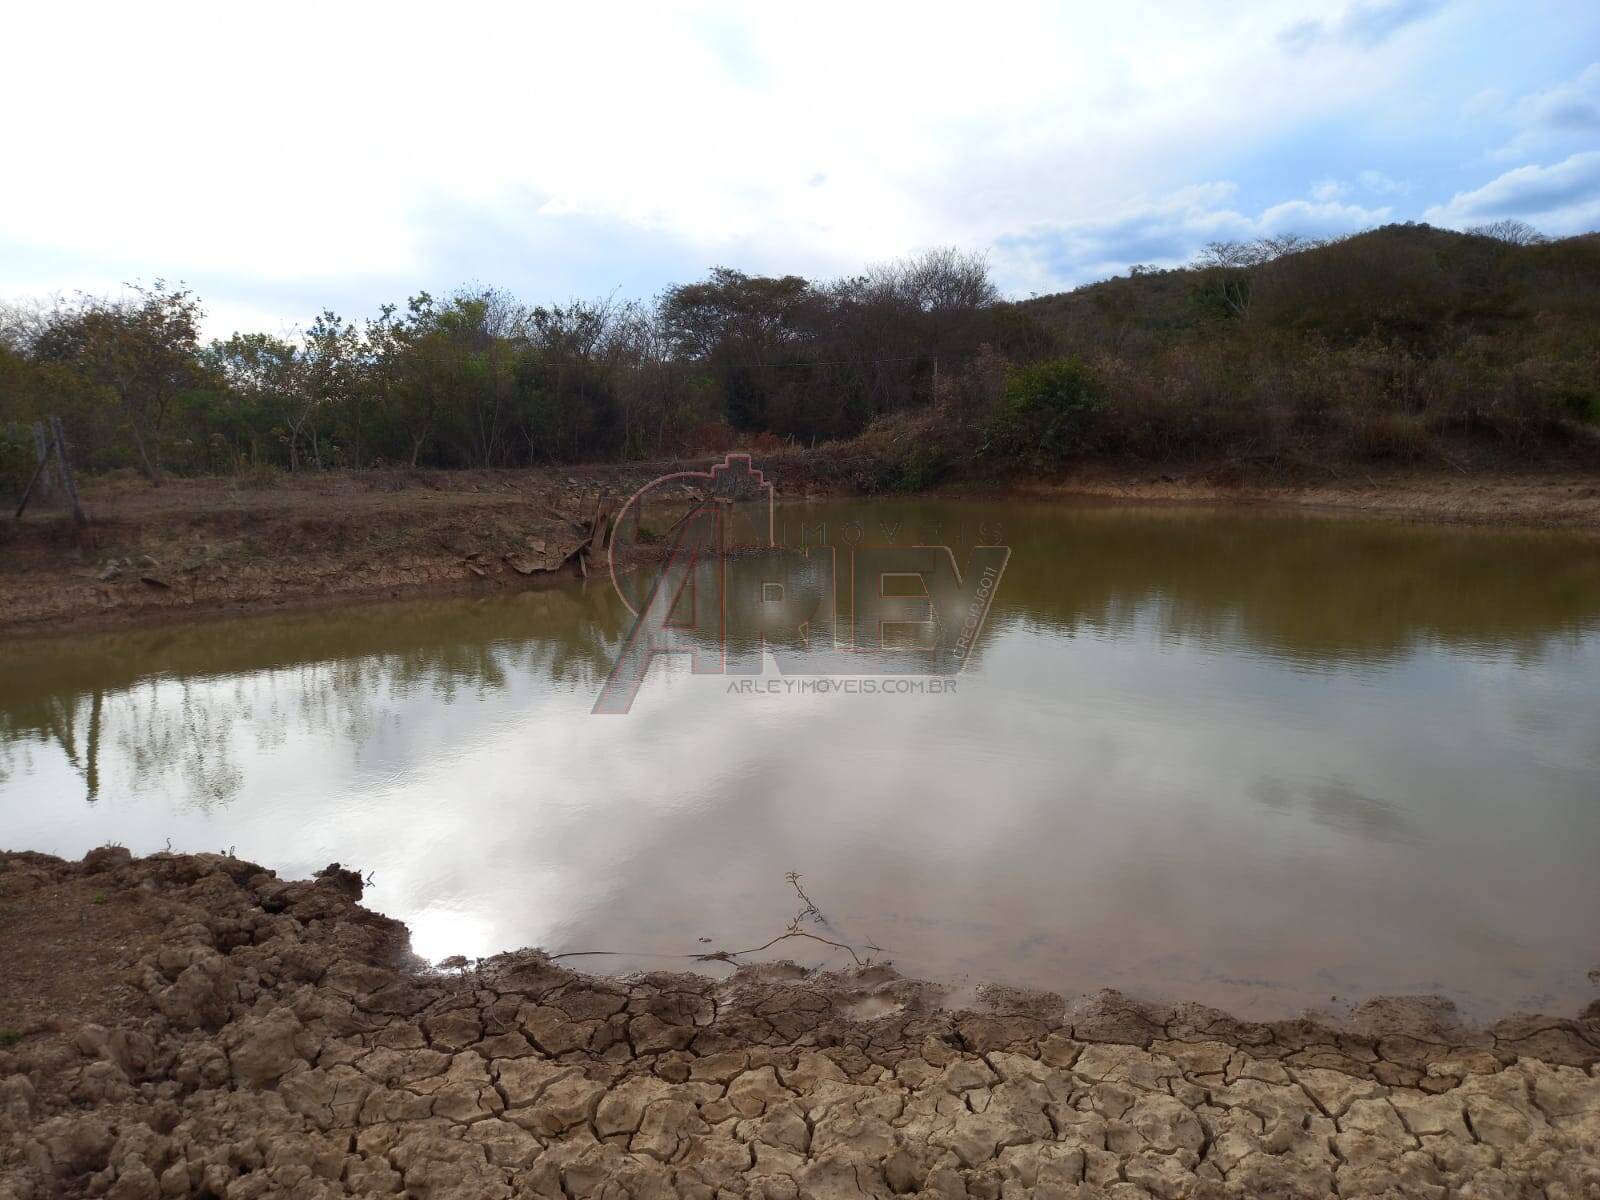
[1513,63,1600,133]
[1359,170,1413,195]
[0,0,1591,332]
[1309,173,1411,205]
[1477,63,1600,160]
[1257,197,1394,234]
[998,184,1391,292]
[1462,88,1507,119]
[1424,151,1600,235]
[1278,0,1445,53]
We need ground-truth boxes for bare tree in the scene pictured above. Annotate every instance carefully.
[1195,242,1267,319]
[868,247,999,312]
[1465,219,1547,246]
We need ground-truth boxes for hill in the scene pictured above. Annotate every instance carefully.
[926,223,1600,474]
[1018,224,1600,358]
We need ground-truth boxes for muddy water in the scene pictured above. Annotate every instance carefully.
[3,499,1599,1019]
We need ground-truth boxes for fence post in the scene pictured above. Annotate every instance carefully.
[49,415,88,527]
[32,422,55,499]
[13,452,48,520]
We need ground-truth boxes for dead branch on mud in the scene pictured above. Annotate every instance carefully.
[548,872,881,970]
[786,870,827,927]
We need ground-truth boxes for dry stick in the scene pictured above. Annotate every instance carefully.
[549,926,869,970]
[620,499,698,553]
[785,871,827,928]
[789,872,888,951]
[541,500,589,529]
[693,926,868,969]
[588,494,612,558]
[548,872,874,969]
[31,422,53,500]
[12,453,49,520]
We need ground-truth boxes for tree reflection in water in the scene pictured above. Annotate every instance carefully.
[0,582,632,808]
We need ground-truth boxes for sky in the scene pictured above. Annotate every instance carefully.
[2,0,1597,338]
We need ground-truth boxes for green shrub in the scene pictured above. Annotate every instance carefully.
[0,423,36,499]
[1562,390,1600,423]
[867,442,951,493]
[982,358,1107,467]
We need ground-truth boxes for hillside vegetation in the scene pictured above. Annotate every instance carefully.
[858,222,1600,489]
[2,223,1596,495]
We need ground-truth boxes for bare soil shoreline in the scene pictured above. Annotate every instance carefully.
[1017,463,1600,530]
[3,460,1599,639]
[1,848,1598,1199]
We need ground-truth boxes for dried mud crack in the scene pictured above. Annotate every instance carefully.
[2,850,1599,1199]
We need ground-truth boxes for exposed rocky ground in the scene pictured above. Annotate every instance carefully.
[2,850,1599,1198]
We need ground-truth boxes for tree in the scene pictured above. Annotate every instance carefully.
[34,282,204,484]
[517,297,630,462]
[1193,241,1269,321]
[439,288,527,468]
[388,295,447,466]
[209,332,299,469]
[862,247,999,312]
[360,304,410,467]
[661,268,814,431]
[1465,219,1547,246]
[293,311,360,470]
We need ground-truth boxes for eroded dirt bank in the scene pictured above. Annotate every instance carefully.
[0,466,674,637]
[2,850,1598,1198]
[4,460,1600,637]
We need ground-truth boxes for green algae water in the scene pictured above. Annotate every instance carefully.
[3,499,1599,1019]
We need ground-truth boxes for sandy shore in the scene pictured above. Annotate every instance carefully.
[1,848,1597,1199]
[4,461,1599,637]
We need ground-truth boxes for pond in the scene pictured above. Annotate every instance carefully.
[3,497,1599,1020]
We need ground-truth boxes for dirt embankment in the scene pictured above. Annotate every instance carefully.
[4,460,1600,636]
[1,849,1598,1199]
[0,466,689,637]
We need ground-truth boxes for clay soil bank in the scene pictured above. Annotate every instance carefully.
[2,847,1600,1199]
[3,460,1599,637]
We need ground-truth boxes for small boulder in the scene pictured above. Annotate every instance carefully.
[221,1009,313,1088]
[313,863,364,899]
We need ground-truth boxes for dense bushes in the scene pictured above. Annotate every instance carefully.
[1012,224,1600,470]
[982,359,1106,467]
[0,225,1596,492]
[0,251,1026,485]
[0,423,35,495]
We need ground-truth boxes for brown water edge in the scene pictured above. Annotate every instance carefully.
[1009,463,1600,532]
[469,851,1600,1032]
[2,847,1599,1200]
[5,460,1599,639]
[6,499,1600,1025]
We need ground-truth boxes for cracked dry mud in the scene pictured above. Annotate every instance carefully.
[2,850,1599,1199]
